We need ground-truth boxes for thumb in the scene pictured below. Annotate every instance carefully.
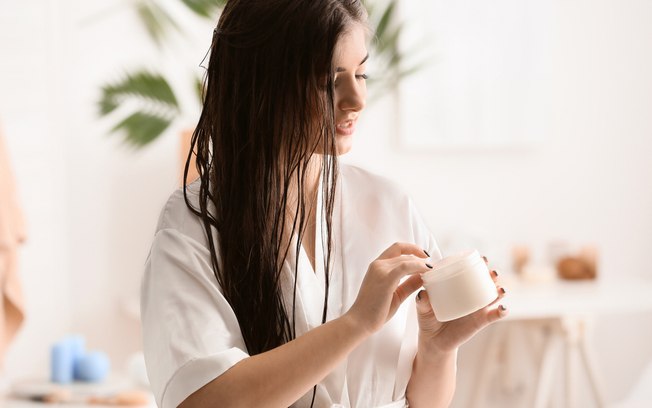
[415,289,436,320]
[415,290,444,334]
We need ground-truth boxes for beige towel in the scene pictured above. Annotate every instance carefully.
[0,123,26,367]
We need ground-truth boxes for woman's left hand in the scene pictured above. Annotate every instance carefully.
[415,260,507,353]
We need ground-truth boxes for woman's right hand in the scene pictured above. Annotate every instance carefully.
[345,242,433,334]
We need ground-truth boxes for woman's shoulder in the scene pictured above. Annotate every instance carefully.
[339,163,411,203]
[153,179,207,245]
[338,163,439,260]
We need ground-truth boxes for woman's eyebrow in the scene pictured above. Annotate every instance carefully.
[335,53,369,72]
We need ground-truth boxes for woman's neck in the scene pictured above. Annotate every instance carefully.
[304,155,323,203]
[283,155,322,269]
[285,155,322,212]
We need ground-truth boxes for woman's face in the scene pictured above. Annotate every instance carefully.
[331,23,368,155]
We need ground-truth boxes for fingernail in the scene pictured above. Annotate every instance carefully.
[423,249,430,257]
[482,255,488,263]
[499,304,507,312]
[500,287,506,294]
[425,263,433,269]
[417,290,423,301]
[492,269,499,277]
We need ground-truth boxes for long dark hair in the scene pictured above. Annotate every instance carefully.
[183,0,367,356]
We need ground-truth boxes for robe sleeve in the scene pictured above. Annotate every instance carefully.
[407,197,442,262]
[141,228,249,408]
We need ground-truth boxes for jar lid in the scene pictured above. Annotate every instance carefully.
[422,249,483,283]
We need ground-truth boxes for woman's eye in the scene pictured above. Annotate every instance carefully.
[333,73,368,87]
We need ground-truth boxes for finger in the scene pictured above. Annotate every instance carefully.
[415,289,449,334]
[384,254,419,265]
[377,242,429,260]
[385,254,430,269]
[468,301,509,328]
[390,259,433,280]
[490,269,499,283]
[487,286,506,307]
[498,286,506,298]
[485,304,509,324]
[394,274,423,304]
[415,289,439,321]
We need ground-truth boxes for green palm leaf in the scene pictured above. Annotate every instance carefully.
[111,112,173,148]
[365,0,429,99]
[135,0,181,46]
[180,0,227,19]
[376,25,401,56]
[99,70,180,147]
[99,70,179,116]
[194,74,205,104]
[374,0,395,41]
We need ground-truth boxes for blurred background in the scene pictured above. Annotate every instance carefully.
[1,0,651,407]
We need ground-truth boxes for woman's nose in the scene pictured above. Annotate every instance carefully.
[336,79,366,113]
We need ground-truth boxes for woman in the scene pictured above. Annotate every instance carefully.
[141,0,507,407]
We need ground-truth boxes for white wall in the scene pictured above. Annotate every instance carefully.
[1,0,651,405]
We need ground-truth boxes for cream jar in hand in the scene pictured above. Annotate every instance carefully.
[421,250,498,322]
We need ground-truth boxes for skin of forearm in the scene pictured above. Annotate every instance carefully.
[179,313,369,408]
[406,343,458,408]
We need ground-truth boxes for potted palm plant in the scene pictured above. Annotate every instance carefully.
[98,0,422,181]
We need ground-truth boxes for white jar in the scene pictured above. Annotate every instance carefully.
[421,249,498,322]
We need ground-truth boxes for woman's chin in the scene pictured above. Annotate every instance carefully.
[335,134,354,155]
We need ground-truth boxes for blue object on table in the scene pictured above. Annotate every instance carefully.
[51,340,74,384]
[67,335,86,380]
[75,351,110,382]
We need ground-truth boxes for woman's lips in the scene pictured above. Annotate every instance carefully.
[336,119,356,136]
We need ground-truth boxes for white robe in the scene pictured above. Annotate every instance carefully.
[141,164,441,408]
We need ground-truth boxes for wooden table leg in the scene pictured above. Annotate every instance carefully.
[533,322,561,408]
[470,326,502,408]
